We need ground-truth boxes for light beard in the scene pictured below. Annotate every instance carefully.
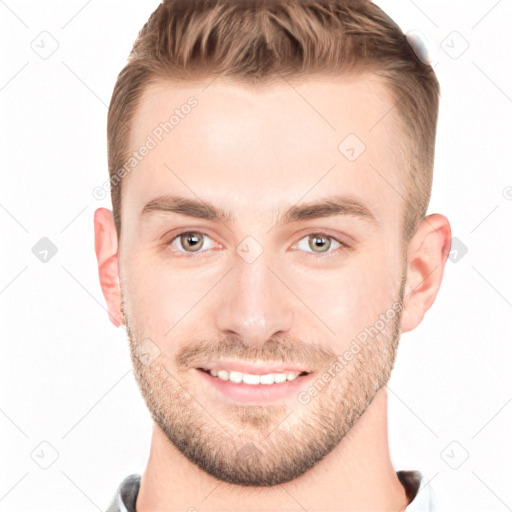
[121,278,405,487]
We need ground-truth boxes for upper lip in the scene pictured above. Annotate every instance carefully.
[196,360,312,375]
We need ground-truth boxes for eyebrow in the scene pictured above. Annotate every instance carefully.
[140,194,379,227]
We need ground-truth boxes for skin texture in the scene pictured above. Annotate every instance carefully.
[94,74,451,511]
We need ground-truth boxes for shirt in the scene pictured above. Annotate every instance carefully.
[105,470,439,511]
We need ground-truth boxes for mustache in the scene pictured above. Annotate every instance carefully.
[174,335,338,371]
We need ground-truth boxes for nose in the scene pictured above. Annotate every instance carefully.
[214,251,295,348]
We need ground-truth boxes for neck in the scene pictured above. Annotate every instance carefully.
[136,387,409,511]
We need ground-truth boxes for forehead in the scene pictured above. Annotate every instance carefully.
[122,74,405,231]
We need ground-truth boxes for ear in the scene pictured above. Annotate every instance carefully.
[94,208,124,328]
[400,213,452,333]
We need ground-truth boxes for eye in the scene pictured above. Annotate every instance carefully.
[165,230,350,258]
[292,233,349,258]
[166,231,219,256]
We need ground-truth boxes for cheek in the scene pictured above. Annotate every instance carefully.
[125,254,218,335]
[120,254,177,333]
[310,247,396,343]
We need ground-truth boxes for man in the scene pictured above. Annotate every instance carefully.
[95,0,451,510]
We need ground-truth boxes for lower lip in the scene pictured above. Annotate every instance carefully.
[196,368,314,404]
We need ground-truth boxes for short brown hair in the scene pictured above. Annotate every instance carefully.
[107,0,440,243]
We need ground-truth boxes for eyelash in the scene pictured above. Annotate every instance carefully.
[165,231,350,259]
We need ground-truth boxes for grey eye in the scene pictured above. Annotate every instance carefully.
[308,234,332,253]
[169,231,216,254]
[294,233,343,255]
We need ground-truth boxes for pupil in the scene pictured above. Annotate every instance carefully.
[311,235,329,252]
[183,232,203,251]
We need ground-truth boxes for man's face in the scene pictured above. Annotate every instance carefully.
[119,74,408,486]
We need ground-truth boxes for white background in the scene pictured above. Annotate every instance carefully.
[1,0,511,510]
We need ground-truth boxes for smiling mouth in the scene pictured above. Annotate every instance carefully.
[197,367,310,385]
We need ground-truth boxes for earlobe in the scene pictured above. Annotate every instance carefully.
[94,208,124,328]
[400,213,452,334]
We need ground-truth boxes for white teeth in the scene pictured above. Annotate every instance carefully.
[206,369,303,385]
[259,373,275,385]
[229,371,243,383]
[242,373,261,385]
[273,373,287,383]
[217,370,229,381]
